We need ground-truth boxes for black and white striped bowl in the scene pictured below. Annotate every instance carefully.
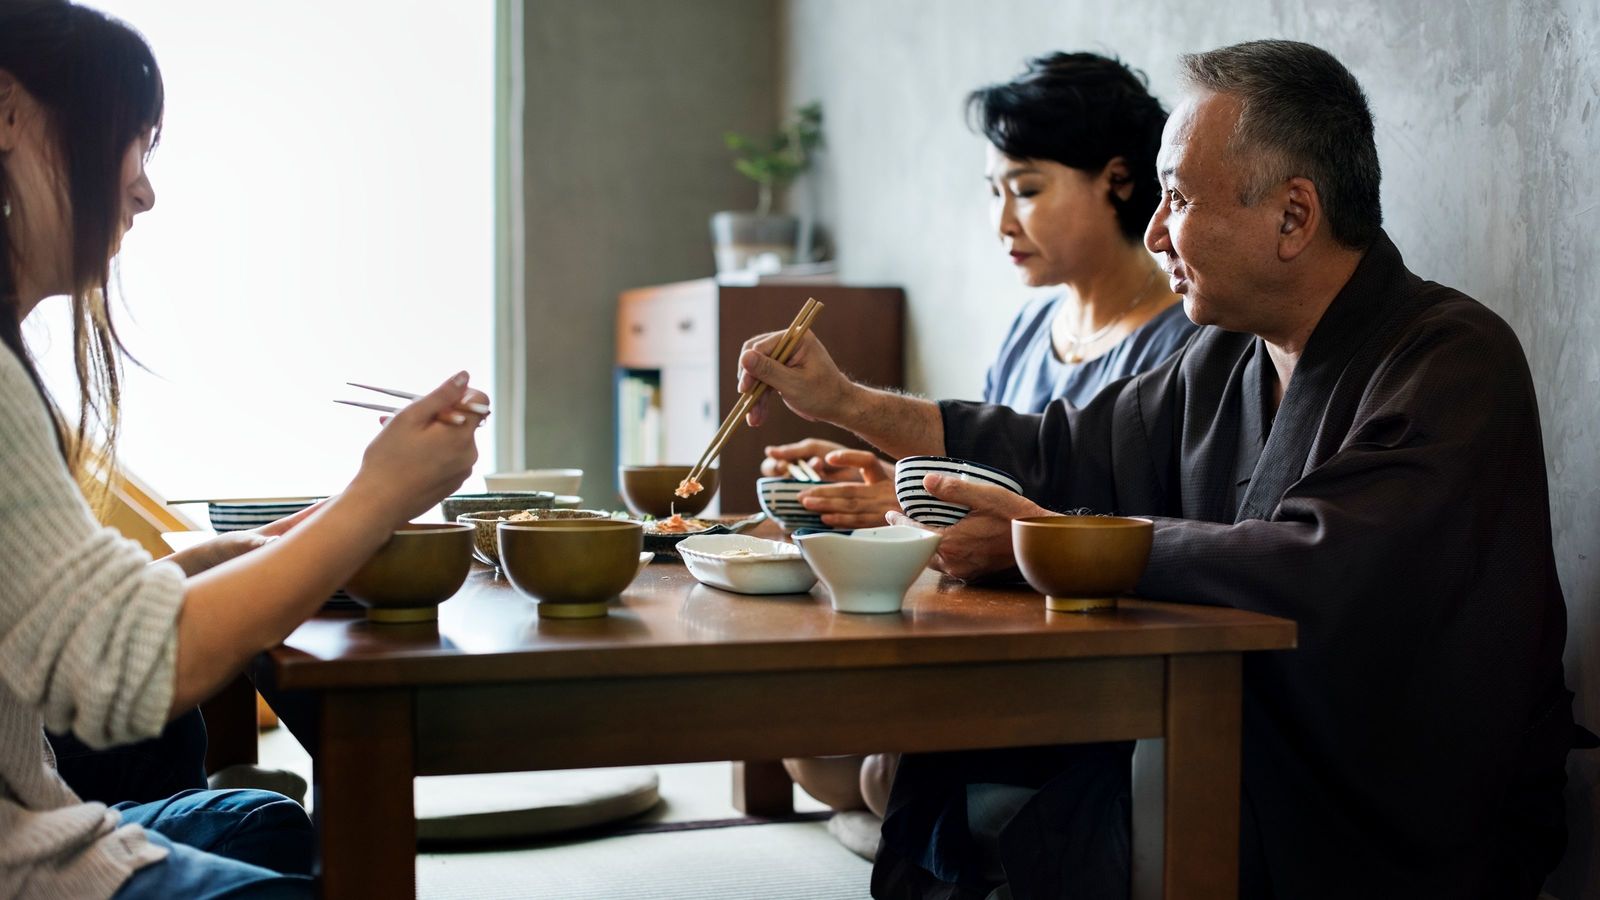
[893,456,1023,527]
[208,500,319,533]
[208,499,353,606]
[756,477,835,532]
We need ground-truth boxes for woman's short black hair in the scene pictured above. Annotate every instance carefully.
[967,52,1167,242]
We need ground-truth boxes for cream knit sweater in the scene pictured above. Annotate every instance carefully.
[0,344,185,898]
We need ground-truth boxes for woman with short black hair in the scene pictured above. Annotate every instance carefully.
[770,54,1193,867]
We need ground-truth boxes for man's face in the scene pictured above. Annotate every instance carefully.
[1145,92,1283,332]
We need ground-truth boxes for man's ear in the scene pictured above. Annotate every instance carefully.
[0,71,22,153]
[1277,176,1320,260]
[1105,156,1135,203]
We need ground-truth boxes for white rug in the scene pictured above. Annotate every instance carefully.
[260,726,869,898]
[418,821,872,900]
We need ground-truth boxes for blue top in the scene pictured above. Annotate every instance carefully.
[982,296,1197,412]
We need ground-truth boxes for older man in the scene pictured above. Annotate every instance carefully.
[737,40,1572,900]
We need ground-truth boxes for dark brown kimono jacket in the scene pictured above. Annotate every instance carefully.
[913,233,1572,899]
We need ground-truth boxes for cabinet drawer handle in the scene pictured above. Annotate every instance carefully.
[677,319,694,333]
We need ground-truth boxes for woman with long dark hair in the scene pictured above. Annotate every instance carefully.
[0,3,487,896]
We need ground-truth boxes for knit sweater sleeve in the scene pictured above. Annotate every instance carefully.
[0,347,185,750]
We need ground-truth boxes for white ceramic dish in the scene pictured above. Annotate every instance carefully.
[485,468,584,495]
[794,525,941,613]
[551,494,584,509]
[635,551,654,581]
[893,456,1022,527]
[677,534,818,595]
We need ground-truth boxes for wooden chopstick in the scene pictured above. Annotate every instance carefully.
[684,299,818,485]
[688,300,823,485]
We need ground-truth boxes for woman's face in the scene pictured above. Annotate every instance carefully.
[1,89,154,302]
[112,130,156,255]
[986,145,1130,287]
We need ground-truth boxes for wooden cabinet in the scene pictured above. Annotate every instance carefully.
[616,279,904,513]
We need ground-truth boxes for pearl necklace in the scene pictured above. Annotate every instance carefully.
[1060,269,1159,364]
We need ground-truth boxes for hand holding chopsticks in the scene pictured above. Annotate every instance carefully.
[678,298,824,497]
[336,380,491,427]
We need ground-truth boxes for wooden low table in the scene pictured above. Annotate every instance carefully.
[221,528,1295,899]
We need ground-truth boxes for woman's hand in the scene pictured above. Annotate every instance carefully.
[761,438,857,480]
[886,475,1049,581]
[347,372,488,526]
[737,331,857,428]
[797,448,899,529]
[160,501,326,577]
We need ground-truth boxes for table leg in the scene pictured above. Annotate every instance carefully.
[732,759,794,816]
[315,690,414,899]
[200,673,258,775]
[1132,653,1242,900]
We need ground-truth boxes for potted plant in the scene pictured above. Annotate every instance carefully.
[710,102,823,275]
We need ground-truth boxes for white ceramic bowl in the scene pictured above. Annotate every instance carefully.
[484,468,584,495]
[677,534,818,595]
[893,456,1023,527]
[794,525,941,613]
[756,477,828,531]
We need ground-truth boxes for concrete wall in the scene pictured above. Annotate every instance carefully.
[779,0,1600,894]
[520,0,778,495]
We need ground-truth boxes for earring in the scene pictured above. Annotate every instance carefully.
[2,197,9,219]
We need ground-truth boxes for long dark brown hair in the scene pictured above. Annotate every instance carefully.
[0,0,164,494]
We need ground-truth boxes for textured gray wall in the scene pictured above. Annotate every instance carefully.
[521,0,778,496]
[780,0,1600,894]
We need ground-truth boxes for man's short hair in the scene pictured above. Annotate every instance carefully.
[1179,40,1383,249]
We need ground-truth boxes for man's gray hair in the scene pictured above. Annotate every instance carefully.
[1179,40,1382,249]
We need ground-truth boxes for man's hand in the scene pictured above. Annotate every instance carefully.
[737,331,857,428]
[761,439,858,480]
[886,475,1049,581]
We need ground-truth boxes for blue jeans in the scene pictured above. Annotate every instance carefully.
[111,789,314,899]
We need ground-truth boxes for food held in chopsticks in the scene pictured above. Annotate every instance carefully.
[674,477,704,498]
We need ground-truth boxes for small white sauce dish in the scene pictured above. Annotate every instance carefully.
[793,525,942,614]
[676,534,818,595]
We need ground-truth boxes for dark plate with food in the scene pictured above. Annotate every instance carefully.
[641,512,767,556]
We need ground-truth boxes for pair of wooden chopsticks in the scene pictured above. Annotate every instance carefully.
[683,298,824,491]
[334,382,491,417]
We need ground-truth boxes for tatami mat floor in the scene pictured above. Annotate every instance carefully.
[259,725,873,898]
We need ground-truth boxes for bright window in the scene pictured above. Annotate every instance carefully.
[29,1,497,504]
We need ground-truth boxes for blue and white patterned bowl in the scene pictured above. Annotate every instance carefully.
[893,456,1023,527]
[756,477,830,531]
[208,500,319,533]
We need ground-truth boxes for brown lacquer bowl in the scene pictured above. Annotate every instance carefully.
[456,508,609,568]
[344,523,474,623]
[618,465,719,518]
[498,519,645,618]
[1011,516,1153,613]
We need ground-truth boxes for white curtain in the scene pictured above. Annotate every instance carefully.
[30,1,497,503]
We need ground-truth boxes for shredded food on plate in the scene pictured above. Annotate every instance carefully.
[647,514,712,534]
